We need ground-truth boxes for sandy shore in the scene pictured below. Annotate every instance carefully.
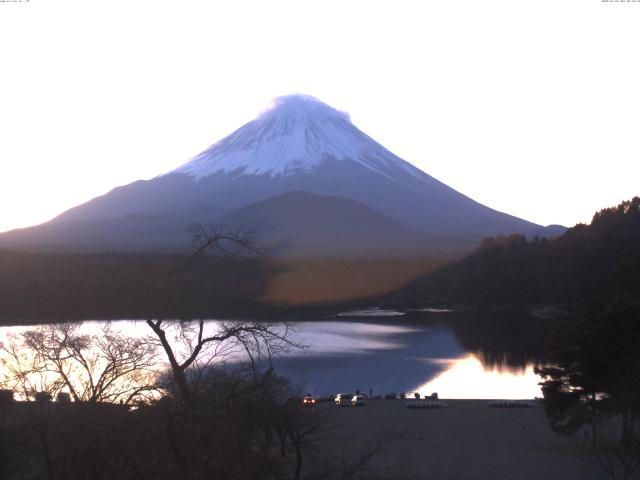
[317,399,600,480]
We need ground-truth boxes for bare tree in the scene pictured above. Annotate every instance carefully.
[582,421,640,480]
[0,334,63,401]
[145,319,298,402]
[187,223,265,260]
[0,323,159,404]
[285,406,331,480]
[146,223,300,403]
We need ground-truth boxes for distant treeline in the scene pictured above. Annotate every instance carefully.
[388,197,640,308]
[0,247,447,322]
[0,251,286,322]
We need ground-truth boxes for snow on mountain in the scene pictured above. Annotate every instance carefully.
[0,94,564,254]
[172,94,423,182]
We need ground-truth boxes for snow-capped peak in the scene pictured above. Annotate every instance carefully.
[259,94,352,126]
[171,94,423,180]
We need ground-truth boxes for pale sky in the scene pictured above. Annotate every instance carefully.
[1,0,638,233]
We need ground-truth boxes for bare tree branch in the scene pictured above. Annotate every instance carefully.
[145,223,303,403]
[0,323,160,404]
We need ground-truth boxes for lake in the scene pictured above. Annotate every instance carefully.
[0,310,550,399]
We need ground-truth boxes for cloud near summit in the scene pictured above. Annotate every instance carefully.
[263,94,352,123]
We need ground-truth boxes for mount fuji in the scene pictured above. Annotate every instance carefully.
[0,95,563,255]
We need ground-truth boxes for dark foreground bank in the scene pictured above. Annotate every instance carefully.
[319,399,599,480]
[0,395,602,480]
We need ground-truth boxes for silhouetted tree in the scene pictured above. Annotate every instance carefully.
[145,318,299,403]
[0,323,159,404]
[146,224,300,403]
[536,303,640,479]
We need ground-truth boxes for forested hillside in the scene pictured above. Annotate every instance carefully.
[388,197,640,308]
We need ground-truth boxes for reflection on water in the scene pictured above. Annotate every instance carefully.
[273,314,546,399]
[273,321,462,396]
[336,307,406,317]
[415,354,541,400]
[0,311,551,400]
[284,321,418,354]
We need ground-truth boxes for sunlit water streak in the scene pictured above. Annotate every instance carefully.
[415,354,541,400]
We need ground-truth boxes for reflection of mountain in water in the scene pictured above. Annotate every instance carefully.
[271,312,552,396]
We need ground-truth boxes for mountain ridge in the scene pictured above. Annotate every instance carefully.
[0,95,564,254]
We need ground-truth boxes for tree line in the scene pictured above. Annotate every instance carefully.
[389,197,640,309]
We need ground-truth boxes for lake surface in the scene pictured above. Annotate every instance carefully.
[0,310,549,399]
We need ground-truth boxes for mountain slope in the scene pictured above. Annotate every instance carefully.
[216,191,460,256]
[0,214,192,253]
[0,95,561,254]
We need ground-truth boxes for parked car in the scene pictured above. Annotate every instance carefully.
[351,394,367,406]
[334,393,353,406]
[302,396,316,406]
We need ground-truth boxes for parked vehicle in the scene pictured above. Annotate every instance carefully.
[351,394,367,406]
[334,393,353,406]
